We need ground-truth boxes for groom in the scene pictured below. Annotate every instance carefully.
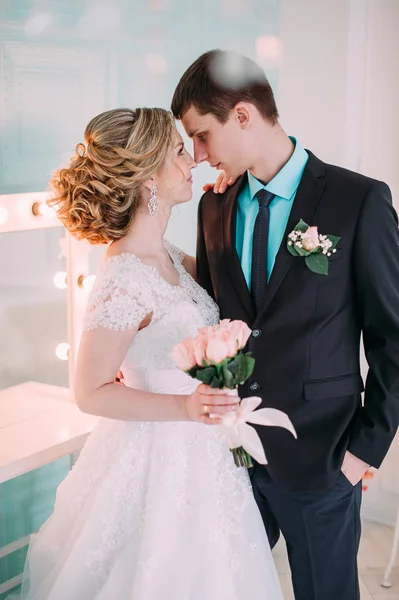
[172,50,399,600]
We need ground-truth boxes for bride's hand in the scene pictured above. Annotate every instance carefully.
[115,370,125,385]
[184,383,239,425]
[203,171,238,194]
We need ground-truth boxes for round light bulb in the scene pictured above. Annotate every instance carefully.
[53,271,67,289]
[77,274,96,292]
[145,53,168,74]
[0,206,8,225]
[55,343,70,361]
[255,36,284,69]
[32,201,54,217]
[82,274,96,292]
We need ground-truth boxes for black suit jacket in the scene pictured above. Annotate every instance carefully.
[197,151,399,492]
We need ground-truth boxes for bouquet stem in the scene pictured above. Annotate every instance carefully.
[231,447,253,468]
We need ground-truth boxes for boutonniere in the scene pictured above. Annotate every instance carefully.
[287,220,340,275]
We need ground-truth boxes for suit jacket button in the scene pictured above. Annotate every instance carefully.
[249,382,260,392]
[252,329,262,338]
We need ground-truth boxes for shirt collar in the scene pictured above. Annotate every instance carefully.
[247,137,308,202]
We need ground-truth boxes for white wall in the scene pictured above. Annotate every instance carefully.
[278,0,352,164]
[278,0,398,203]
[361,0,399,208]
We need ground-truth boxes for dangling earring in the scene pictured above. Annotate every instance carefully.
[148,182,158,217]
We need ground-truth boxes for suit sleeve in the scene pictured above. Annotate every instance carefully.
[348,181,399,467]
[196,195,215,299]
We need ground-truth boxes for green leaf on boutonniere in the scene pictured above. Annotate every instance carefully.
[287,243,299,257]
[305,253,329,275]
[293,244,311,257]
[295,219,309,233]
[327,234,340,250]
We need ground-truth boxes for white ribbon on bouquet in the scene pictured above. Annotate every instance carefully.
[217,395,297,464]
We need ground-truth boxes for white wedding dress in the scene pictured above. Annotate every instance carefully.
[16,240,283,600]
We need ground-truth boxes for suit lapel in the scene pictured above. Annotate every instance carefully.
[256,151,326,321]
[221,175,256,322]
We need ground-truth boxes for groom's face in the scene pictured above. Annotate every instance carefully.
[181,105,249,178]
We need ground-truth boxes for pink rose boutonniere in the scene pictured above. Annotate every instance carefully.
[171,319,297,468]
[287,219,340,275]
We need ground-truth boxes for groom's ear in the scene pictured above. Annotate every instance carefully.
[234,103,251,130]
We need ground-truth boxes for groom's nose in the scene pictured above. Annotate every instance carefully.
[193,142,208,164]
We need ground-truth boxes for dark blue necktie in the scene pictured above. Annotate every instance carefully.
[251,189,275,311]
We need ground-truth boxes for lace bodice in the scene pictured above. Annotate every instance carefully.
[83,240,220,370]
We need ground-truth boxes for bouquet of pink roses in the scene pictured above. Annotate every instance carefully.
[171,319,255,390]
[171,319,296,468]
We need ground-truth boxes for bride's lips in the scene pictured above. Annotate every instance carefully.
[187,176,193,183]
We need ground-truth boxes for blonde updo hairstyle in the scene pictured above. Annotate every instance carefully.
[48,108,176,244]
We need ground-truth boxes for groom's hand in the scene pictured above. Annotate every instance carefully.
[341,450,369,486]
[203,171,237,194]
[185,384,239,425]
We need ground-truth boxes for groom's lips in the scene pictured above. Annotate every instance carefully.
[212,162,221,169]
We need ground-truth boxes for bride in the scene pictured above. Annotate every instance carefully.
[16,107,284,599]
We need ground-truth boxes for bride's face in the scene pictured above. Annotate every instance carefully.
[155,132,197,207]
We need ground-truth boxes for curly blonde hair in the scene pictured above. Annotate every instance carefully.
[48,108,176,244]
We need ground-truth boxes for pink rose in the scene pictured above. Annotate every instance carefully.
[192,336,207,366]
[219,328,239,358]
[219,319,232,329]
[227,320,252,350]
[206,333,231,364]
[197,325,215,342]
[302,226,319,251]
[170,338,196,371]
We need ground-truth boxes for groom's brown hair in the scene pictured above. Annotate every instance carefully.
[171,49,279,124]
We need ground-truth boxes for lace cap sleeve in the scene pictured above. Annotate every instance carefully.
[82,255,153,332]
[164,239,185,264]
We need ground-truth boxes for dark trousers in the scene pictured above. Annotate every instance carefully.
[251,465,362,600]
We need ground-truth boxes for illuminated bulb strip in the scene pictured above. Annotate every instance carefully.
[55,343,70,361]
[0,191,59,234]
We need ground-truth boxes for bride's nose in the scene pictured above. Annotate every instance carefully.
[188,155,197,169]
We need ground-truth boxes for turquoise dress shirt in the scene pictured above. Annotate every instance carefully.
[236,137,309,285]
